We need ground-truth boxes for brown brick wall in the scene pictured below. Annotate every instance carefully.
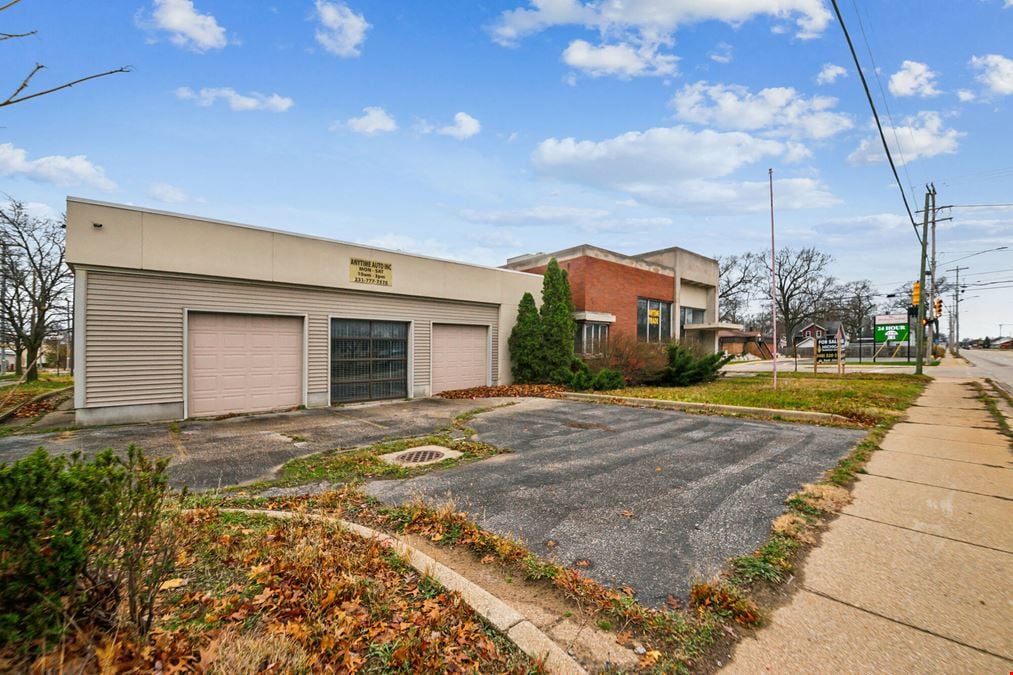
[519,256,674,339]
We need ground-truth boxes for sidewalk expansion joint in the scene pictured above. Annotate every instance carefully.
[877,448,1011,469]
[863,471,1012,501]
[799,588,1013,663]
[839,512,1013,555]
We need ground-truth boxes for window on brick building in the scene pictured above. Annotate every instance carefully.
[575,321,609,354]
[637,298,672,342]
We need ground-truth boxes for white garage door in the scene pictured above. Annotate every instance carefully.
[431,324,488,394]
[188,313,302,417]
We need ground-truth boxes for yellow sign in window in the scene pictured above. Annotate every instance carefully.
[648,308,660,325]
[349,258,393,286]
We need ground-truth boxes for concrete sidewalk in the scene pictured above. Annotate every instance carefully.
[725,377,1013,673]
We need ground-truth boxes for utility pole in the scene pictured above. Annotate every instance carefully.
[915,186,932,375]
[947,265,968,356]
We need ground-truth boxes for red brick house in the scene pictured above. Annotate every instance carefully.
[504,245,740,354]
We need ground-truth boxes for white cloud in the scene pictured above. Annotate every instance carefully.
[531,125,836,211]
[459,205,611,225]
[175,86,293,112]
[0,143,116,191]
[459,205,672,233]
[149,182,191,203]
[888,60,941,97]
[816,63,846,85]
[149,0,227,51]
[670,81,853,140]
[562,39,677,77]
[848,111,963,165]
[956,89,977,102]
[970,53,1013,95]
[708,41,733,64]
[343,106,397,135]
[490,0,833,46]
[437,112,482,139]
[24,202,61,221]
[314,0,370,57]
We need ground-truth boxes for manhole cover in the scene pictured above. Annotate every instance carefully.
[398,449,446,464]
[378,445,464,467]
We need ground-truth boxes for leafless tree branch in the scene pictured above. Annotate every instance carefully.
[0,28,34,40]
[1,65,131,107]
[3,0,131,108]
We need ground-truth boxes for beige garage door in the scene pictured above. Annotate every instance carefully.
[431,324,488,394]
[188,313,302,417]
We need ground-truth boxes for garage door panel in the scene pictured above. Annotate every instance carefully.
[432,324,488,394]
[188,313,302,417]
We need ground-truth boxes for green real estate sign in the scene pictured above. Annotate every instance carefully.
[874,314,909,343]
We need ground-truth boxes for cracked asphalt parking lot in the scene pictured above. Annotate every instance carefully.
[366,398,865,604]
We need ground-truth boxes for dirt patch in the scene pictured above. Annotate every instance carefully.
[403,533,641,671]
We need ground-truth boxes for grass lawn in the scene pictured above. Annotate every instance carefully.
[25,509,536,673]
[0,375,73,416]
[609,371,929,426]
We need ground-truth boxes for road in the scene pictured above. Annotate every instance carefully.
[960,349,1013,393]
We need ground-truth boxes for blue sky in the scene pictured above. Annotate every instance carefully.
[2,0,1012,337]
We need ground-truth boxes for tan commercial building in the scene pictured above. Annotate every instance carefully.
[67,198,542,426]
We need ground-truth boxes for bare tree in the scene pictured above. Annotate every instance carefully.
[717,253,763,323]
[759,246,835,345]
[0,200,71,381]
[834,279,878,340]
[2,0,130,108]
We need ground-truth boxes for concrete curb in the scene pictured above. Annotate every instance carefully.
[562,391,851,424]
[222,508,586,675]
[0,385,73,425]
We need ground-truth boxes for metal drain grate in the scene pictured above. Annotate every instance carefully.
[397,449,446,464]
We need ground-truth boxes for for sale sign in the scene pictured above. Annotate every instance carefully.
[874,314,909,343]
[816,338,839,363]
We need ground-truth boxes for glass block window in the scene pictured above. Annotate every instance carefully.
[637,298,672,343]
[331,319,409,403]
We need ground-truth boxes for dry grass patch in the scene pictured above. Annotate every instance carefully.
[796,483,852,512]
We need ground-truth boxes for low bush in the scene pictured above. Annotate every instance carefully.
[566,359,625,391]
[0,446,178,651]
[658,344,734,386]
[590,368,625,391]
[583,333,668,384]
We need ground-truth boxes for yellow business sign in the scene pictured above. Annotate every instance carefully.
[349,258,393,287]
[648,308,660,325]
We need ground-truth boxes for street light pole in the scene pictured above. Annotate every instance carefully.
[769,168,778,390]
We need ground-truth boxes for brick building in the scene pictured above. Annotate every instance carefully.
[505,245,740,354]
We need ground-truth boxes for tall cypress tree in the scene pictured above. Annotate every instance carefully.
[539,258,576,383]
[508,292,542,383]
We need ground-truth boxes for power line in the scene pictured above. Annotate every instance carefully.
[829,0,921,242]
[849,0,917,207]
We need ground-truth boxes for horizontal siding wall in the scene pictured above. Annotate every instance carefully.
[84,269,499,408]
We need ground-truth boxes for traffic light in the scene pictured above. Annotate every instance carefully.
[912,281,921,306]
[935,298,943,317]
[921,318,928,326]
